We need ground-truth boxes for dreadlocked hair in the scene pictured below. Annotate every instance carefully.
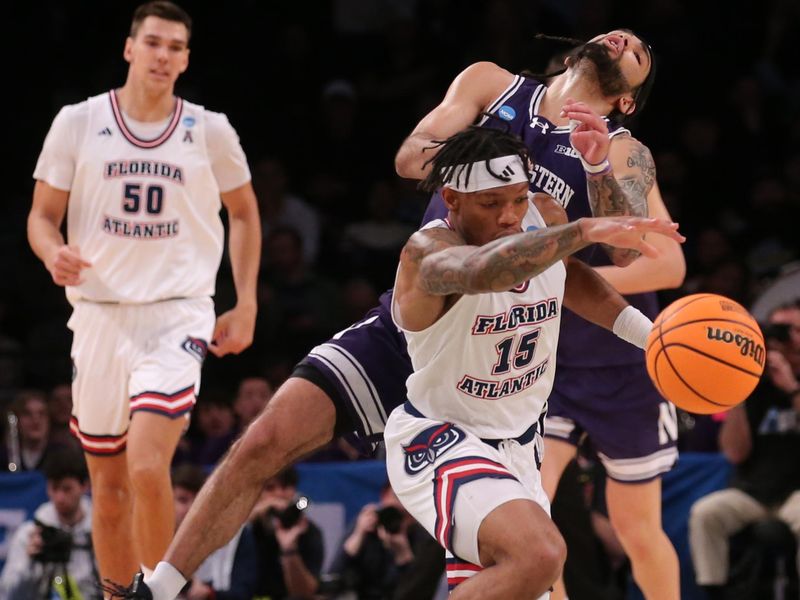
[523,30,657,124]
[419,119,531,193]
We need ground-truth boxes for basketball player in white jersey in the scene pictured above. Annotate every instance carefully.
[27,1,260,590]
[385,126,683,599]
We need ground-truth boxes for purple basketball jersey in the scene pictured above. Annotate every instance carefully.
[421,74,659,368]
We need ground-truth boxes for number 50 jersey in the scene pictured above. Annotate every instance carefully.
[33,90,251,304]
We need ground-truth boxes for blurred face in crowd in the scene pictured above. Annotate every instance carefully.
[235,377,273,426]
[261,475,296,512]
[124,16,189,93]
[18,394,50,446]
[49,384,73,427]
[197,402,235,438]
[47,477,87,526]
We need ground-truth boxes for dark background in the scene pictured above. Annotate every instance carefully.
[3,0,799,397]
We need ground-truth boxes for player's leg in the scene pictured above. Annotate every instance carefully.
[541,437,578,500]
[68,303,139,585]
[385,406,564,600]
[162,377,335,577]
[451,498,565,599]
[126,411,187,569]
[689,488,768,587]
[85,453,138,585]
[606,477,679,599]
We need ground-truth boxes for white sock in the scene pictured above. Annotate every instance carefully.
[143,561,188,600]
[140,564,154,579]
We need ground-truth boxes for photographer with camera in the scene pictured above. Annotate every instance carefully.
[688,298,800,598]
[0,449,99,599]
[329,483,444,600]
[248,466,323,599]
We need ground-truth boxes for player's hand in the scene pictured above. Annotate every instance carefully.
[562,98,610,166]
[46,245,92,287]
[579,217,685,258]
[209,303,256,357]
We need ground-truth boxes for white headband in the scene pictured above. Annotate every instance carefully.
[442,155,529,193]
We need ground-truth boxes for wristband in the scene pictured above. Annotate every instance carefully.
[146,561,188,600]
[612,306,653,350]
[580,156,612,176]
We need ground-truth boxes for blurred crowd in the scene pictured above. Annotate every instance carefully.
[1,0,799,598]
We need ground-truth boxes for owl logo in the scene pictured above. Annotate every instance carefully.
[402,423,465,475]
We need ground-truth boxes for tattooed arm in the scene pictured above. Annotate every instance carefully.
[393,216,683,331]
[588,135,657,266]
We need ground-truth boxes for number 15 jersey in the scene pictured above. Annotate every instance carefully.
[33,90,251,304]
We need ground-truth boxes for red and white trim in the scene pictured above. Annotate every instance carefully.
[130,384,196,417]
[109,89,184,149]
[446,559,483,589]
[433,457,515,551]
[69,417,127,455]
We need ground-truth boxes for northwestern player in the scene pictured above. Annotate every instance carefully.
[113,30,681,599]
[385,127,682,600]
[395,31,684,599]
[27,1,260,588]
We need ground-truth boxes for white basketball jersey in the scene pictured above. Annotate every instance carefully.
[394,201,566,439]
[36,91,239,304]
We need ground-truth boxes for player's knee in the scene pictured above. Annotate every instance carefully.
[505,519,566,586]
[92,479,132,521]
[128,457,171,494]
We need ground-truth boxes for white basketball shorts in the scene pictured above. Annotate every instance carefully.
[67,297,215,455]
[384,403,550,595]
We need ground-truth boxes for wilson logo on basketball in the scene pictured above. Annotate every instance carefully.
[705,328,765,367]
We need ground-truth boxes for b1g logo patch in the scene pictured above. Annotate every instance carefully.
[403,423,465,475]
[181,336,208,363]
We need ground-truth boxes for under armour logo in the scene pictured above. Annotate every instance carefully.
[98,127,112,136]
[529,117,550,134]
[501,164,517,177]
[183,131,193,143]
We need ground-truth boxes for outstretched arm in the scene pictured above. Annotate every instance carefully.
[394,62,514,179]
[394,216,683,331]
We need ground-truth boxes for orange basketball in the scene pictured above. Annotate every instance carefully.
[645,294,766,414]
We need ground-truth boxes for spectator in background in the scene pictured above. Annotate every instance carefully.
[233,376,273,433]
[183,390,238,467]
[329,483,444,600]
[48,382,77,449]
[249,467,323,600]
[252,157,321,266]
[259,226,342,363]
[1,389,59,472]
[0,449,98,599]
[171,464,259,600]
[340,179,415,290]
[688,299,800,599]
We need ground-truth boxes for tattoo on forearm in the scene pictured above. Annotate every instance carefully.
[419,224,587,295]
[588,142,655,264]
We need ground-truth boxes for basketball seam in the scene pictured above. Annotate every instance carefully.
[656,317,763,340]
[652,344,731,408]
[660,342,764,378]
[659,294,716,325]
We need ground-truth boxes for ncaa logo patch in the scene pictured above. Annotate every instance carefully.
[182,116,196,128]
[402,422,465,475]
[181,336,208,363]
[498,105,516,121]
